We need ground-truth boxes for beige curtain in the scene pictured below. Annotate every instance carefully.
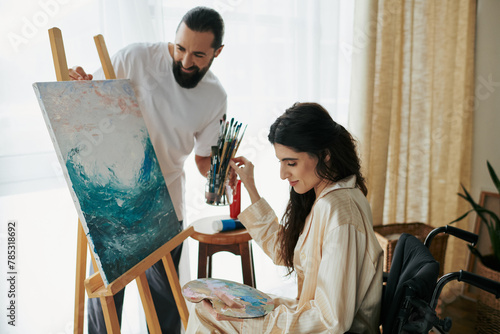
[349,0,476,297]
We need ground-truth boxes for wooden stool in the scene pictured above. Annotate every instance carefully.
[190,217,256,288]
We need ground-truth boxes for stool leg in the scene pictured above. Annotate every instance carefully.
[207,254,213,278]
[239,241,256,288]
[198,242,208,278]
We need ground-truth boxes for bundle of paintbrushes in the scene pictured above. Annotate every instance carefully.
[205,117,247,205]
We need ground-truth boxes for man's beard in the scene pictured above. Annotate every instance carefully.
[172,58,213,89]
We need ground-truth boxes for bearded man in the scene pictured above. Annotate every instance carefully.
[70,6,226,333]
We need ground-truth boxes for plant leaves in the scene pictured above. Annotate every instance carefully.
[467,244,484,262]
[487,161,500,195]
[475,207,500,224]
[475,207,500,234]
[453,165,500,264]
[490,227,500,264]
[449,209,473,224]
[460,184,480,209]
[459,184,490,223]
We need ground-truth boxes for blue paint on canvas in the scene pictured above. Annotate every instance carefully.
[33,79,180,285]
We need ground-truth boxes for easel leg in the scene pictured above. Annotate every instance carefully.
[49,28,84,334]
[163,253,190,330]
[136,272,162,334]
[74,221,87,334]
[101,296,121,334]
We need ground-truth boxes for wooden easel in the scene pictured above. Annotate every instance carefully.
[48,27,193,334]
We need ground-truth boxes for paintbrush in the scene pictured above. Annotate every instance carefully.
[207,118,247,204]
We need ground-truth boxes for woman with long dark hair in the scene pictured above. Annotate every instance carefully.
[186,102,383,333]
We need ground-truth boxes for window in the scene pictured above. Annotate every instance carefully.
[0,1,354,332]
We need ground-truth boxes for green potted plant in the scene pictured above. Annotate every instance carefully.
[450,161,500,334]
[450,161,500,271]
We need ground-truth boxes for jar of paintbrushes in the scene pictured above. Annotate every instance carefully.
[205,117,246,206]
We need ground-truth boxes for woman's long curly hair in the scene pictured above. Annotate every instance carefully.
[268,102,367,274]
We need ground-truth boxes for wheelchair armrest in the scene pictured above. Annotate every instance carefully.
[459,270,500,298]
[430,270,500,309]
[424,225,478,248]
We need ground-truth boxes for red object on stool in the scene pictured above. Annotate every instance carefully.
[230,179,241,218]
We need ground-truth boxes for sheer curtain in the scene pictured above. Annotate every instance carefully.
[348,0,476,299]
[0,1,354,333]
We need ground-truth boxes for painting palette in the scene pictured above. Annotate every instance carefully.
[182,278,274,318]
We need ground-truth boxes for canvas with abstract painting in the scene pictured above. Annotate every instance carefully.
[33,79,180,286]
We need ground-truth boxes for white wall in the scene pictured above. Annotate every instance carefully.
[470,0,500,228]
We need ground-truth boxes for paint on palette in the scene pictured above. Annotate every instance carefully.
[182,278,274,318]
[33,79,181,286]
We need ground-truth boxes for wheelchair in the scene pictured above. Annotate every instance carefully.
[380,225,500,333]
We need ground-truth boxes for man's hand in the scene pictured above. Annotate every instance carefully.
[68,66,93,80]
[195,155,211,177]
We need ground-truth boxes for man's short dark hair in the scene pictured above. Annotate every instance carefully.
[178,6,224,49]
